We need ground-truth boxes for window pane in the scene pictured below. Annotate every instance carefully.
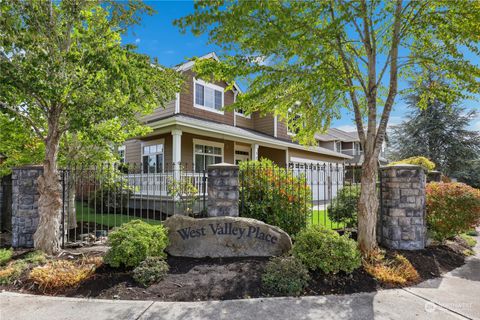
[214,90,222,110]
[195,145,204,153]
[195,83,204,106]
[205,155,216,167]
[215,156,222,164]
[142,156,149,174]
[205,146,214,154]
[143,146,149,154]
[148,155,156,173]
[204,86,214,108]
[156,154,163,173]
[195,154,204,172]
[213,147,221,155]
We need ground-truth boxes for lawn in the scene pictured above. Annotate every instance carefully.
[75,202,162,228]
[309,210,345,230]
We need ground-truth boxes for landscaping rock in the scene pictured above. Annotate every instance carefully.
[163,215,292,258]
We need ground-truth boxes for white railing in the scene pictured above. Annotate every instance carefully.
[125,172,207,196]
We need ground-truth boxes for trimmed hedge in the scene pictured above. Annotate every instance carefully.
[293,225,361,274]
[105,220,169,268]
[426,182,480,241]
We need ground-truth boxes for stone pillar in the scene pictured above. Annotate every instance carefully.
[0,174,13,231]
[11,165,43,248]
[207,163,239,217]
[379,164,426,250]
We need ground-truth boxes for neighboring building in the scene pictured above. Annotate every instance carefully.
[315,128,388,182]
[122,53,351,173]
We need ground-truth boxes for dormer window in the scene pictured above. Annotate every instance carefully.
[194,78,224,114]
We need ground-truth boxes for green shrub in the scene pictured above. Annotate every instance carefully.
[133,256,169,286]
[23,251,47,265]
[105,220,169,268]
[89,176,133,213]
[262,256,310,296]
[239,159,312,236]
[293,225,361,274]
[389,156,435,171]
[0,248,13,266]
[426,182,480,241]
[328,185,360,228]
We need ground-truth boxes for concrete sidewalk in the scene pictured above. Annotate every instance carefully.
[1,240,479,320]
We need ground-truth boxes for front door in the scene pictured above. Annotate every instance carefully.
[234,150,250,165]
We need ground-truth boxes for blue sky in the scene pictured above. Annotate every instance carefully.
[122,1,480,132]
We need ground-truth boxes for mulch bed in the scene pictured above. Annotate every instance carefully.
[0,241,468,301]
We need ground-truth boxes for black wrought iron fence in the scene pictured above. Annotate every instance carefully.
[60,163,207,247]
[239,161,375,233]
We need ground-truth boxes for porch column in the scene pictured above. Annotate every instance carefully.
[251,144,259,161]
[171,129,182,181]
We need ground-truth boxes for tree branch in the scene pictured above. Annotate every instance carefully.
[0,101,45,139]
[375,0,403,155]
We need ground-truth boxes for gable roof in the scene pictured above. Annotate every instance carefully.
[315,128,359,142]
[175,52,243,94]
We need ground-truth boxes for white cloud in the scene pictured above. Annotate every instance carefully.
[135,38,141,44]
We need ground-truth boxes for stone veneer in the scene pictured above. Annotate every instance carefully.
[379,164,426,250]
[11,165,43,248]
[0,174,12,231]
[207,163,239,217]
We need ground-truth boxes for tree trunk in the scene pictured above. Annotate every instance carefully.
[357,154,379,254]
[34,127,62,255]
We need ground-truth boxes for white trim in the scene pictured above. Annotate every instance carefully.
[289,157,328,165]
[193,78,225,115]
[193,139,225,171]
[147,116,352,159]
[193,138,224,149]
[171,129,182,163]
[140,139,165,173]
[274,115,278,138]
[251,144,259,161]
[174,93,180,114]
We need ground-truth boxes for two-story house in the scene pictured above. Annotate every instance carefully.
[122,53,350,173]
[315,128,388,182]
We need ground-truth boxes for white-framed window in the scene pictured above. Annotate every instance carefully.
[193,139,224,172]
[118,146,126,163]
[193,78,224,114]
[141,141,164,174]
[335,141,342,153]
